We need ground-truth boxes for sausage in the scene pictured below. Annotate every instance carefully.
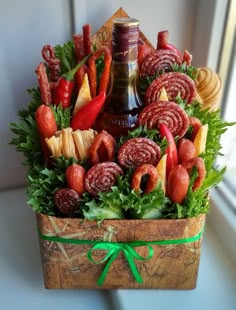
[182,50,192,66]
[83,24,93,56]
[167,165,189,204]
[138,43,153,67]
[74,64,88,92]
[140,49,183,78]
[89,130,116,165]
[131,164,159,193]
[54,188,80,215]
[88,46,112,97]
[189,116,202,140]
[35,104,58,158]
[118,137,161,168]
[41,45,61,82]
[84,162,123,196]
[145,72,196,104]
[73,34,85,62]
[35,62,52,105]
[178,138,197,163]
[181,157,206,191]
[138,100,189,138]
[156,30,183,60]
[66,164,86,195]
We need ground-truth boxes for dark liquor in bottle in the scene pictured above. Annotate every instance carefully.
[95,17,144,138]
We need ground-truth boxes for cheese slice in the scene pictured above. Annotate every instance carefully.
[194,124,208,155]
[61,128,77,159]
[45,135,61,157]
[159,87,169,101]
[156,154,167,194]
[73,73,92,115]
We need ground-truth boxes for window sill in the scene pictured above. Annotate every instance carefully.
[208,187,236,263]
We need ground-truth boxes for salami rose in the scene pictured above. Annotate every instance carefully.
[145,72,196,104]
[84,162,123,196]
[140,49,183,78]
[118,138,161,168]
[138,100,189,138]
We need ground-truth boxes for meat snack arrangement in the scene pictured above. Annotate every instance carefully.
[11,25,229,221]
[10,10,234,289]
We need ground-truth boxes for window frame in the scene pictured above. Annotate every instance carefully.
[196,0,236,263]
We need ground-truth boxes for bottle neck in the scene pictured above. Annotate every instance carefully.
[110,61,139,84]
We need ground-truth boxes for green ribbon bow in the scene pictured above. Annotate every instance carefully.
[38,225,204,286]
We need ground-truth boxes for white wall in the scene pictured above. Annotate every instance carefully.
[1,0,226,189]
[0,0,72,189]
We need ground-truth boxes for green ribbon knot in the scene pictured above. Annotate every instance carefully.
[87,241,153,286]
[38,225,204,287]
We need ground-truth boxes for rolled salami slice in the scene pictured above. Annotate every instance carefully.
[118,138,161,168]
[145,72,196,104]
[84,162,123,196]
[140,49,183,78]
[138,100,189,138]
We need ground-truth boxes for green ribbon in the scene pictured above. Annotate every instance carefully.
[38,225,204,286]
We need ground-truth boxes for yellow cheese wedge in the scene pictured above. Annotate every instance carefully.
[156,154,167,194]
[194,124,208,155]
[73,73,92,115]
[159,87,169,101]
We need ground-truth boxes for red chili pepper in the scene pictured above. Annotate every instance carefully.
[156,30,182,59]
[52,54,91,108]
[159,123,178,177]
[71,91,106,131]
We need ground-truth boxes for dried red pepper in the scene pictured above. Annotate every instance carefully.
[159,123,178,177]
[71,91,106,131]
[88,46,112,98]
[52,54,91,108]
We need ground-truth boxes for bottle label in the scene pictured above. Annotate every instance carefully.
[113,46,138,62]
[109,117,135,127]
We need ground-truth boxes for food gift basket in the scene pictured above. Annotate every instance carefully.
[10,8,233,289]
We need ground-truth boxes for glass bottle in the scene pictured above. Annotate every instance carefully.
[94,17,144,138]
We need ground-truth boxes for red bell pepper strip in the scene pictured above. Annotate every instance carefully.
[159,123,178,177]
[52,54,91,108]
[71,91,106,131]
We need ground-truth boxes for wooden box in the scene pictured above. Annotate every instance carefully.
[36,213,205,289]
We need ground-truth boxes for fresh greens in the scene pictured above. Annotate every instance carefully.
[54,41,77,74]
[27,157,76,215]
[81,173,169,222]
[51,104,71,130]
[10,88,42,167]
[172,63,198,80]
